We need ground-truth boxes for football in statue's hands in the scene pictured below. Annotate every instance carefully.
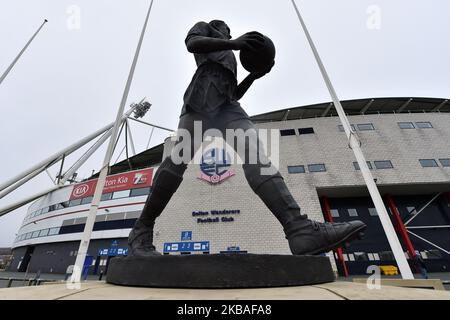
[239,34,275,73]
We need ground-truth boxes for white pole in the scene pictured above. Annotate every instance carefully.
[0,125,109,193]
[0,110,138,194]
[70,0,154,284]
[0,165,48,200]
[125,119,136,156]
[0,109,136,218]
[0,19,48,86]
[0,185,61,218]
[291,0,414,279]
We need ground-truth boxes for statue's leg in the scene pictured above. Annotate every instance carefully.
[128,113,202,256]
[225,117,367,255]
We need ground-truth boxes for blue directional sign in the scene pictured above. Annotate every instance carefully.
[163,241,209,253]
[181,231,192,241]
[98,247,128,256]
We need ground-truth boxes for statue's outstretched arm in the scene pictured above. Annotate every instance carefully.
[186,32,265,54]
[236,61,275,100]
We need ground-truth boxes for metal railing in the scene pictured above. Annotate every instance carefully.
[0,277,59,288]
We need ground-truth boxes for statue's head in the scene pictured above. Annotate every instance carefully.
[209,20,231,39]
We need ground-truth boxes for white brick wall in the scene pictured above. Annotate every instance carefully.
[154,112,450,265]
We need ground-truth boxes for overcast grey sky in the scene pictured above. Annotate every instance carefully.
[0,0,449,247]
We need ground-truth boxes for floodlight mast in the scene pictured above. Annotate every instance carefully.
[291,0,414,279]
[69,0,154,284]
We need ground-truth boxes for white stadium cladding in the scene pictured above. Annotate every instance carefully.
[8,97,450,276]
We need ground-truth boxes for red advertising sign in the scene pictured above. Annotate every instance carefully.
[70,168,154,200]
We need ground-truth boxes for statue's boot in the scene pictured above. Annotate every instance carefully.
[284,217,367,255]
[128,166,185,257]
[254,176,367,255]
[128,220,161,257]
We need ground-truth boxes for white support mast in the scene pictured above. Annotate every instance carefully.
[70,0,155,283]
[0,19,48,86]
[0,107,137,217]
[290,0,413,279]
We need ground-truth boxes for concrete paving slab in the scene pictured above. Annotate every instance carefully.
[62,284,341,300]
[316,281,450,300]
[0,281,449,300]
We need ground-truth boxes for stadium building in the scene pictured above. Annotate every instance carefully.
[8,97,450,277]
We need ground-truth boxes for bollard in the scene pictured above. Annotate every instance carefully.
[6,278,13,288]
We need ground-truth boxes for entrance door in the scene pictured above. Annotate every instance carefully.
[18,246,35,272]
[93,256,101,275]
[82,256,93,279]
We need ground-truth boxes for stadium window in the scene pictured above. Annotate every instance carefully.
[425,250,442,260]
[415,121,433,129]
[338,124,356,132]
[406,206,417,215]
[368,208,378,216]
[354,252,369,261]
[379,251,395,261]
[101,193,113,201]
[353,161,373,170]
[330,209,339,218]
[69,198,82,207]
[419,159,438,168]
[308,164,326,172]
[130,187,151,197]
[39,229,49,237]
[288,165,305,174]
[81,196,93,205]
[298,127,314,135]
[112,190,130,199]
[439,158,450,167]
[357,123,375,131]
[32,231,40,238]
[41,207,49,214]
[48,205,56,212]
[374,160,394,169]
[61,201,70,208]
[280,129,296,136]
[348,209,358,217]
[48,228,60,236]
[398,122,415,129]
[25,233,32,240]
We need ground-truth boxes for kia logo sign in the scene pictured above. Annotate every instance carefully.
[73,184,89,197]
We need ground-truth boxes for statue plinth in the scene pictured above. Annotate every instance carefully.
[106,254,335,288]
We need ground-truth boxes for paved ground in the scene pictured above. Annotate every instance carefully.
[0,280,449,300]
[1,270,449,299]
[1,270,449,289]
[338,272,450,291]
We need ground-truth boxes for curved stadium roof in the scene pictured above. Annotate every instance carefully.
[101,97,449,176]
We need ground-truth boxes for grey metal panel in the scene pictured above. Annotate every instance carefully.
[62,219,75,226]
[95,215,107,222]
[124,211,141,220]
[74,217,87,225]
[106,212,125,221]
